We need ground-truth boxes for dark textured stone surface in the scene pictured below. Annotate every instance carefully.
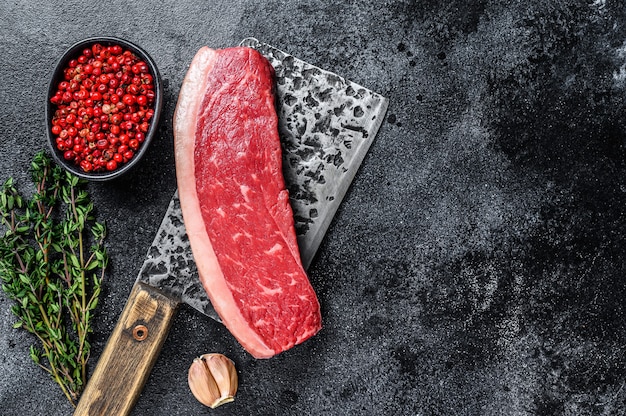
[2,0,626,415]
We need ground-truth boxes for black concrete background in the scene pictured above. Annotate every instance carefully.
[2,1,626,415]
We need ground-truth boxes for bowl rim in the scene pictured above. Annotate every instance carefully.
[46,36,163,181]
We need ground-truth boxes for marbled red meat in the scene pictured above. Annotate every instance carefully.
[173,46,322,358]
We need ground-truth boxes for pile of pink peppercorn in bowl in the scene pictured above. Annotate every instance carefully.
[46,36,163,181]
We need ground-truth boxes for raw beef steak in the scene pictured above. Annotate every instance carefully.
[174,46,322,358]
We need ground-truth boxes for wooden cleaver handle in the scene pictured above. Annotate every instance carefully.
[74,281,179,416]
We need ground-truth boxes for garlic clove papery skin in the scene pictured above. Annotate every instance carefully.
[188,353,238,409]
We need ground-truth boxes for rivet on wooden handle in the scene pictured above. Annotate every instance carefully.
[133,324,148,341]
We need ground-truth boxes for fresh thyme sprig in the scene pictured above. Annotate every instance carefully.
[0,151,107,406]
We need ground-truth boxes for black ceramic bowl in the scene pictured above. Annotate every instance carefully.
[46,36,163,181]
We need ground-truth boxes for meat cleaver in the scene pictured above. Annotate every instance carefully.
[73,38,388,415]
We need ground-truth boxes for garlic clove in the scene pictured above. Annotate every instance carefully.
[188,353,238,408]
[188,357,222,407]
[203,353,238,398]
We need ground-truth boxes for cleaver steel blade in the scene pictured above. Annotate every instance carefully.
[139,37,390,319]
[73,39,388,416]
